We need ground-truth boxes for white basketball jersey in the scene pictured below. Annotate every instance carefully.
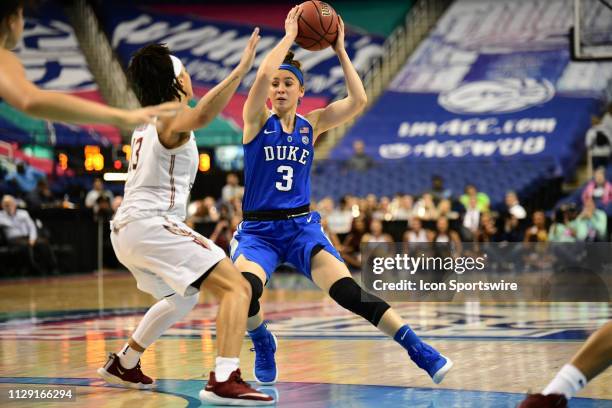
[113,124,198,226]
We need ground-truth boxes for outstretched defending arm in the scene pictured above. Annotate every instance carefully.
[158,28,261,149]
[0,49,179,130]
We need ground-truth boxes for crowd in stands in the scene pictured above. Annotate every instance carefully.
[0,160,119,275]
[181,172,611,268]
[2,155,612,275]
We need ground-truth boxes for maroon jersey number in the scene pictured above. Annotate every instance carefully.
[131,137,144,170]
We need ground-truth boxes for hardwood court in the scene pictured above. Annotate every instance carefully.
[0,272,611,407]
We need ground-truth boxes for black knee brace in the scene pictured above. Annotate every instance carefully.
[328,277,390,326]
[242,272,263,317]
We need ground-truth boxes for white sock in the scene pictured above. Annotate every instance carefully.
[215,356,240,382]
[118,343,142,369]
[542,364,587,399]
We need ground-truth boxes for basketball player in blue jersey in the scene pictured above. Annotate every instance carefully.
[0,1,178,131]
[232,5,453,386]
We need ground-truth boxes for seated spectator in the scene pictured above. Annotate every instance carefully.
[585,115,612,170]
[94,194,113,221]
[229,196,243,219]
[582,167,612,207]
[403,217,429,243]
[460,184,490,212]
[327,195,353,234]
[390,194,413,220]
[218,203,233,222]
[429,175,452,203]
[572,198,607,241]
[428,216,461,245]
[494,214,524,242]
[548,205,577,242]
[504,191,527,220]
[0,195,57,274]
[26,179,62,211]
[524,210,549,242]
[462,196,481,238]
[372,196,392,221]
[362,219,393,244]
[4,160,45,195]
[428,217,462,257]
[345,140,374,171]
[85,178,114,210]
[476,212,498,242]
[341,216,367,269]
[437,198,459,221]
[186,196,219,227]
[413,193,438,221]
[221,172,244,203]
[361,194,379,219]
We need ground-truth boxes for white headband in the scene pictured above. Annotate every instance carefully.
[169,55,183,78]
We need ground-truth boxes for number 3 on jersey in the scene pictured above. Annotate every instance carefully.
[130,137,144,170]
[276,165,293,191]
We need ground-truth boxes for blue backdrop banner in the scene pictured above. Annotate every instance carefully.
[101,5,385,100]
[331,0,612,177]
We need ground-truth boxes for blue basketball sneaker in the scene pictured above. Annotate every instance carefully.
[407,341,453,384]
[248,324,278,385]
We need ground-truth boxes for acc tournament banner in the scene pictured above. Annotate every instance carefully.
[332,0,612,175]
[101,4,384,126]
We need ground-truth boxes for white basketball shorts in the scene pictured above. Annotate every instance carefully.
[110,216,226,299]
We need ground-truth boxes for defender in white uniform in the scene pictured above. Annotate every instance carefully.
[97,32,274,406]
[111,124,222,299]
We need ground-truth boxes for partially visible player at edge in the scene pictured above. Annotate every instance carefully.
[519,321,612,407]
[0,1,179,130]
[232,5,453,385]
[97,31,273,405]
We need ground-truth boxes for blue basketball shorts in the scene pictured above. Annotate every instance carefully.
[230,211,344,280]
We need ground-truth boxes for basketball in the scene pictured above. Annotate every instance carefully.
[296,1,339,51]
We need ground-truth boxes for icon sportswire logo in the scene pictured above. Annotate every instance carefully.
[438,78,555,114]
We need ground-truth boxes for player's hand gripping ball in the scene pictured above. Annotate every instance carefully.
[295,1,339,51]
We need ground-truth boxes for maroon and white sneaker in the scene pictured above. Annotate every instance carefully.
[97,353,154,389]
[518,393,568,407]
[199,369,274,406]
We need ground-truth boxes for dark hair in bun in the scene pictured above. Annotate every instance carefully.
[283,51,302,72]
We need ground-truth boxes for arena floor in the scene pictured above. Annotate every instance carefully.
[0,272,611,407]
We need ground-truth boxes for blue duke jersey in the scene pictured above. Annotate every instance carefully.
[233,111,344,280]
[242,113,314,211]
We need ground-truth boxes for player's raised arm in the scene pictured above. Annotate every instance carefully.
[160,28,260,142]
[306,17,367,138]
[243,5,302,143]
[0,49,180,130]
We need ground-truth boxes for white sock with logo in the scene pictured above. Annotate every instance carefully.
[542,364,587,399]
[215,357,240,382]
[118,343,142,369]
